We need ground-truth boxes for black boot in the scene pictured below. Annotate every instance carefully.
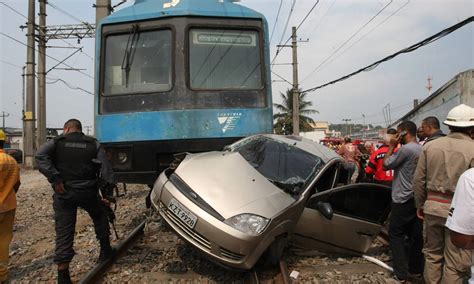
[98,238,115,262]
[57,269,72,284]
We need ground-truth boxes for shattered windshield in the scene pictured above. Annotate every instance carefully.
[233,136,324,196]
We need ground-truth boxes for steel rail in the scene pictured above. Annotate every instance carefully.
[78,220,146,284]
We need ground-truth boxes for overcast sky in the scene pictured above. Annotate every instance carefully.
[1,0,473,130]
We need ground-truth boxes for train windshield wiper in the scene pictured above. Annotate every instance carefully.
[121,24,139,87]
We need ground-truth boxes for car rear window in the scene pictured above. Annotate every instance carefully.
[234,136,324,195]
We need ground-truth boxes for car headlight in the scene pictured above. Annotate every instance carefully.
[224,214,270,236]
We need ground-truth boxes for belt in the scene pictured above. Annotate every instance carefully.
[427,191,453,204]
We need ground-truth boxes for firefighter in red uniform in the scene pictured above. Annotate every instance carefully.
[365,128,398,187]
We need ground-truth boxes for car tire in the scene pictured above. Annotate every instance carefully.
[259,235,287,268]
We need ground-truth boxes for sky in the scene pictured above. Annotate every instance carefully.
[0,0,473,131]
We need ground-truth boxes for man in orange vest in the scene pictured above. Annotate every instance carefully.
[0,129,21,283]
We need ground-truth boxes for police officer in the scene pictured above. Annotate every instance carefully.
[35,119,115,284]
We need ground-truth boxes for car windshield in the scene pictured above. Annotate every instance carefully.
[233,136,324,196]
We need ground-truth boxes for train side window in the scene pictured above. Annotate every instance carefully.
[189,29,263,90]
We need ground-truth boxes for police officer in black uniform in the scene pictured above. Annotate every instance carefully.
[35,119,115,284]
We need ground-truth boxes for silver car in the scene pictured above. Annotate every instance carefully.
[150,134,391,269]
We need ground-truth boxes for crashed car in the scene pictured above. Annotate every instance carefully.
[150,134,391,270]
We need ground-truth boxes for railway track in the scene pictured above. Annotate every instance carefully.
[78,220,146,284]
[78,218,293,283]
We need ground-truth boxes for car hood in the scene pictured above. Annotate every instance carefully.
[174,152,295,220]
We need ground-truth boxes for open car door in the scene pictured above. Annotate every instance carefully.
[292,183,391,255]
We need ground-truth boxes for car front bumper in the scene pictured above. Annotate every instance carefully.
[150,173,274,270]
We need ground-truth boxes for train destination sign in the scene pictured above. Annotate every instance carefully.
[192,30,256,46]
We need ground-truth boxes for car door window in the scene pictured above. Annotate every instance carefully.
[311,162,339,194]
[327,185,391,224]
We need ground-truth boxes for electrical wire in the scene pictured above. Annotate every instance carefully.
[0,32,94,80]
[271,0,321,65]
[273,0,296,64]
[47,1,93,28]
[0,1,28,20]
[0,59,23,69]
[307,0,336,37]
[1,1,94,61]
[46,77,93,95]
[301,0,393,83]
[269,0,283,43]
[301,16,474,94]
[318,0,410,73]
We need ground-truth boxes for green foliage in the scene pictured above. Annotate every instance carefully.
[273,89,318,135]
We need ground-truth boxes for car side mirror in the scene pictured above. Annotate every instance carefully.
[316,201,333,220]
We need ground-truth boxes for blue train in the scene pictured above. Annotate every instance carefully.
[95,0,273,184]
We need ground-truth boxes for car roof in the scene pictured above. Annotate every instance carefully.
[239,134,342,164]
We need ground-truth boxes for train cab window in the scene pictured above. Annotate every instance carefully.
[102,29,172,96]
[189,29,263,90]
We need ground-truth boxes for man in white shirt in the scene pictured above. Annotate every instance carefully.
[446,167,474,283]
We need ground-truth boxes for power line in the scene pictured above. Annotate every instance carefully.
[0,1,28,20]
[301,0,393,83]
[271,0,320,65]
[0,32,94,79]
[320,0,410,72]
[46,77,93,95]
[301,16,474,94]
[273,0,296,64]
[1,1,94,61]
[271,71,292,86]
[47,1,92,27]
[307,0,336,37]
[269,0,283,43]
[0,59,23,69]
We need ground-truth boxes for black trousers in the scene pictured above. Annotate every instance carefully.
[389,198,424,280]
[53,188,110,264]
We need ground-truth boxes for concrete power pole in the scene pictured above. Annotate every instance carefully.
[95,0,111,25]
[24,0,36,168]
[291,27,300,135]
[37,0,47,147]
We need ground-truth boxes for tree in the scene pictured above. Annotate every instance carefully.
[273,89,318,135]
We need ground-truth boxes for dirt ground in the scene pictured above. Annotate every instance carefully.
[8,170,398,283]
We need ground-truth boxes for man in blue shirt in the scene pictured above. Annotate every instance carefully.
[383,120,424,282]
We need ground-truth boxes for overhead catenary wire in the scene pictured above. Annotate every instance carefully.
[1,1,94,61]
[0,32,94,80]
[272,0,320,65]
[46,77,93,95]
[301,0,393,83]
[301,16,474,94]
[269,0,284,43]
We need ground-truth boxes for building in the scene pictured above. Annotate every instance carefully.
[391,69,473,132]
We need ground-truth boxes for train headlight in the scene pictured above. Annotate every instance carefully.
[117,152,129,164]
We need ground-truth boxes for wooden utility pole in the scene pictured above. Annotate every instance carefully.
[24,0,36,167]
[37,0,47,147]
[291,27,300,135]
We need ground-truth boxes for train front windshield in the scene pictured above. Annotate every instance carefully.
[103,29,172,96]
[189,29,262,90]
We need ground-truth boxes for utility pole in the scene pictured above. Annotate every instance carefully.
[95,0,112,25]
[1,112,10,130]
[37,0,47,147]
[291,27,300,135]
[24,0,36,168]
[342,118,351,137]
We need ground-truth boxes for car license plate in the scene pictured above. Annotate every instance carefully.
[168,198,197,229]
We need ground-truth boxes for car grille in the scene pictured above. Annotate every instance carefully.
[219,247,245,261]
[159,201,245,262]
[159,202,211,251]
